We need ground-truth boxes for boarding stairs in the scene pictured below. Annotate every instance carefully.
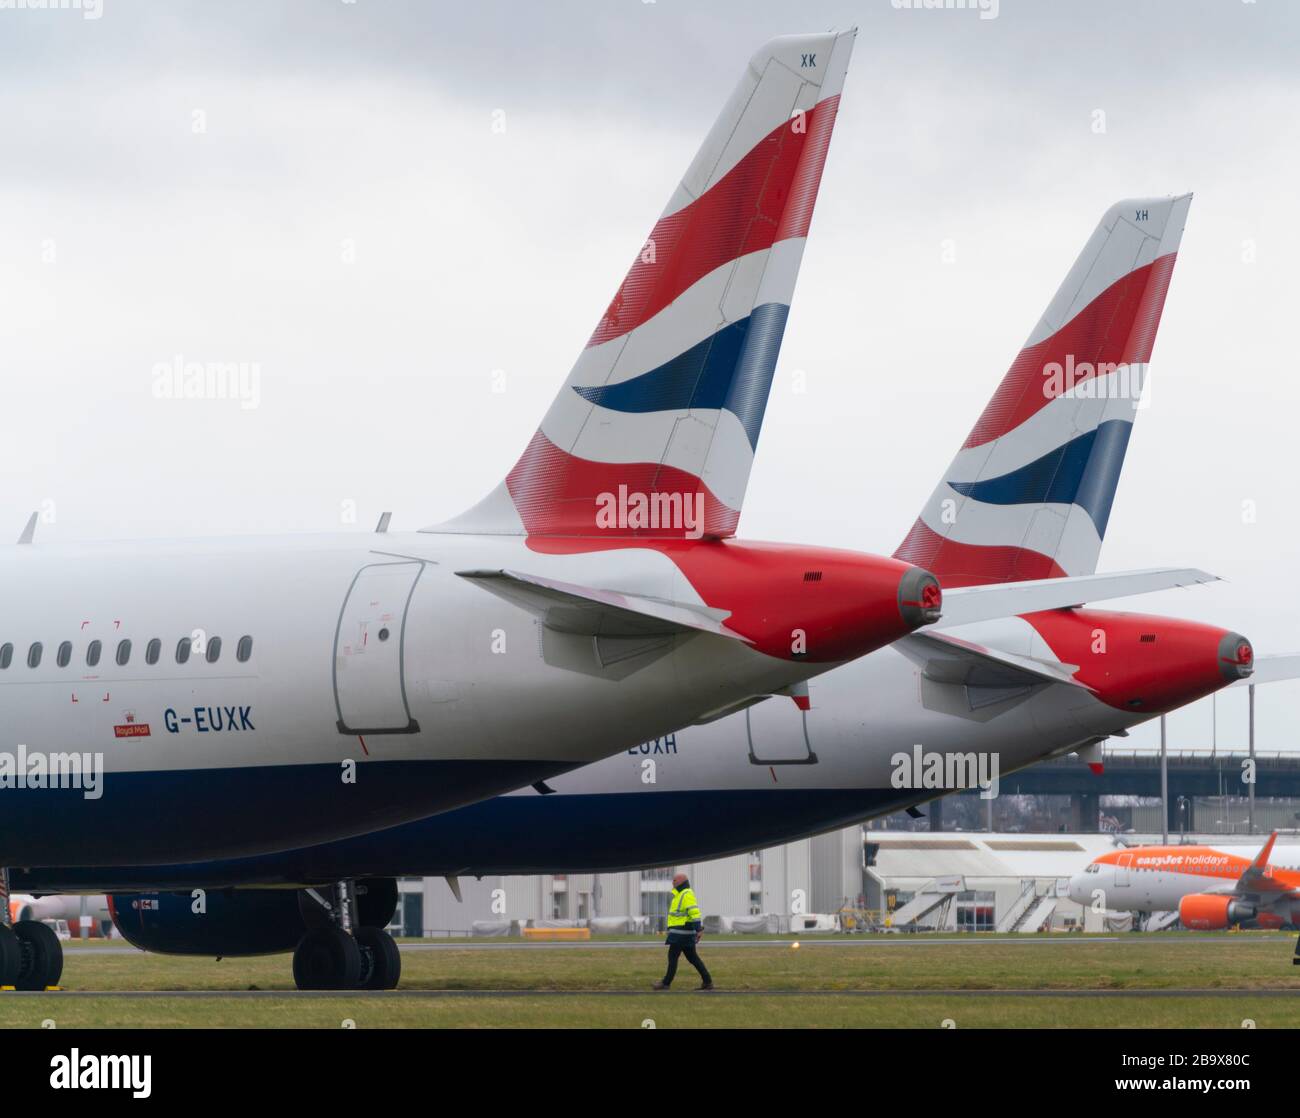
[1014,893,1059,934]
[996,880,1038,932]
[886,876,965,930]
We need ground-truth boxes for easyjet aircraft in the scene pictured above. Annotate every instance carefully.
[1069,832,1300,942]
[0,31,1179,992]
[34,193,1288,991]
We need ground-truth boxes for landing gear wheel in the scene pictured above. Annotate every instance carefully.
[12,921,63,991]
[293,926,362,991]
[355,926,401,990]
[0,926,20,987]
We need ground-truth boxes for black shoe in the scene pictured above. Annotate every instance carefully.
[698,982,715,991]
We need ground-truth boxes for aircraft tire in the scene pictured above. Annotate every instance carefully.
[12,920,63,991]
[293,926,362,991]
[355,926,401,990]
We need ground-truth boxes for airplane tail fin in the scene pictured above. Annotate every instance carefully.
[895,195,1192,586]
[432,31,857,538]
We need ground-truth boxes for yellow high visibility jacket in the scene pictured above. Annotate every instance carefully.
[667,886,702,929]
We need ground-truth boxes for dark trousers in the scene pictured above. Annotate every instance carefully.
[663,938,712,986]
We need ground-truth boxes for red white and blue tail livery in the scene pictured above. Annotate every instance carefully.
[897,196,1192,586]
[442,32,856,539]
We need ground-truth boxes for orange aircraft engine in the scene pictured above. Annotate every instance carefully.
[1178,893,1258,930]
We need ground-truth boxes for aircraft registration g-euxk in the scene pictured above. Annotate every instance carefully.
[33,191,1294,991]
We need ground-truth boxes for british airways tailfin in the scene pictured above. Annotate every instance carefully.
[895,195,1192,586]
[431,31,857,538]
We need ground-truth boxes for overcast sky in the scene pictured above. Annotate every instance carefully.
[1,0,1297,754]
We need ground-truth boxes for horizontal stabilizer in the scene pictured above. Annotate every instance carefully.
[895,631,1090,691]
[1231,654,1300,688]
[937,568,1218,629]
[455,568,744,642]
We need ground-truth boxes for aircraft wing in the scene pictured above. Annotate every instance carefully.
[1231,654,1300,688]
[894,630,1090,691]
[937,568,1218,629]
[455,568,745,642]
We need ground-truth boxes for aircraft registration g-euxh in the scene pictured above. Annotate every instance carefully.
[0,32,1180,992]
[1067,831,1300,946]
[36,195,1287,990]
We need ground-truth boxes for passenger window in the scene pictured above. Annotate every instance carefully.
[175,638,191,665]
[206,636,222,664]
[56,641,72,668]
[87,640,102,667]
[0,643,11,669]
[27,642,42,668]
[236,635,253,663]
[116,639,132,666]
[146,638,161,665]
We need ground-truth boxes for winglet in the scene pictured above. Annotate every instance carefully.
[1234,831,1283,894]
[16,512,37,546]
[1249,831,1278,875]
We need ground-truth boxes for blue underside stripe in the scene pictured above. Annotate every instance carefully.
[572,302,790,449]
[948,419,1133,537]
[16,786,915,891]
[0,758,577,868]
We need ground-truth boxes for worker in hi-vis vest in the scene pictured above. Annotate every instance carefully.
[653,872,715,990]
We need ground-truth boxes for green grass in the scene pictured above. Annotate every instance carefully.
[2,932,1297,1028]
